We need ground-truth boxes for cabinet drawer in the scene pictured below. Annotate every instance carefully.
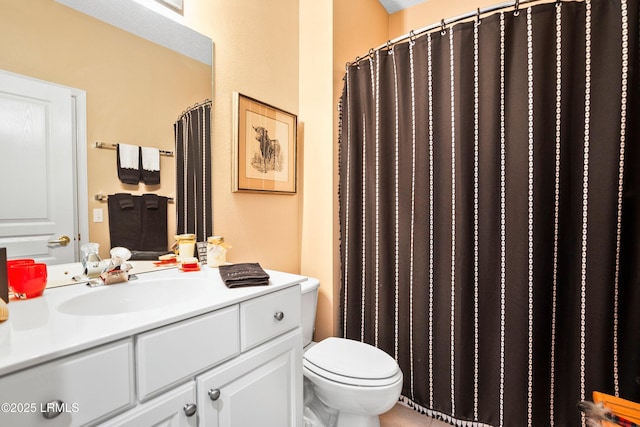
[136,305,239,400]
[240,285,300,351]
[0,339,134,427]
[101,381,197,427]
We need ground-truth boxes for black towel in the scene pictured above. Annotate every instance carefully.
[118,194,135,210]
[139,195,168,251]
[108,194,141,250]
[142,193,159,209]
[219,263,270,288]
[108,194,168,253]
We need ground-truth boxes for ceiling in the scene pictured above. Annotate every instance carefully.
[377,0,428,14]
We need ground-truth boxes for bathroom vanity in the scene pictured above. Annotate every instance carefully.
[0,266,304,426]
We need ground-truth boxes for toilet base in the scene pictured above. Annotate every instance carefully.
[335,412,380,427]
[304,379,381,427]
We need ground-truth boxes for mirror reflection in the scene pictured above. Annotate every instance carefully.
[0,0,212,269]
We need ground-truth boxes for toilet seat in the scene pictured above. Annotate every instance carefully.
[303,337,401,387]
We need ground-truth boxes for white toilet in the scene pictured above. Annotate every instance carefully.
[300,278,403,427]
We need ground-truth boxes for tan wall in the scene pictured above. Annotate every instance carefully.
[0,0,211,259]
[1,0,301,277]
[298,1,335,341]
[201,1,301,274]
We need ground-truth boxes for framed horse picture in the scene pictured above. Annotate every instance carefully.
[232,93,297,194]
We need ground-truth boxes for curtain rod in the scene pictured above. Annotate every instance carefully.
[177,99,211,120]
[349,0,566,67]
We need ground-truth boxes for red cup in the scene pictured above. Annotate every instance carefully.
[8,262,47,299]
[6,259,35,290]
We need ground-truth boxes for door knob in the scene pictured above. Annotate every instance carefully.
[48,235,71,246]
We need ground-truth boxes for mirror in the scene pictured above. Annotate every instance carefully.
[0,0,212,268]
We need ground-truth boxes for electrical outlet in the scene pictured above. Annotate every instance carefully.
[93,208,103,223]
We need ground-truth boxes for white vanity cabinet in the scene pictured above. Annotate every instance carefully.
[111,285,302,426]
[0,270,304,427]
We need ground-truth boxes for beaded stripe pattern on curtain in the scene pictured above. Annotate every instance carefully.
[338,1,640,426]
[175,101,212,242]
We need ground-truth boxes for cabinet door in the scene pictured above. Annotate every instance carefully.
[100,382,197,427]
[197,328,303,427]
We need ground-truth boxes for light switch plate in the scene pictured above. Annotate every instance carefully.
[93,208,104,223]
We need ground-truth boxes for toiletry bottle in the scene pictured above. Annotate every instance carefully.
[207,236,228,267]
[175,234,196,260]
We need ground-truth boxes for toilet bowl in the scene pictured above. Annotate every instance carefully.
[300,278,403,427]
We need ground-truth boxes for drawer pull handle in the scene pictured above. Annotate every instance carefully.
[208,388,221,401]
[183,403,197,417]
[274,311,285,321]
[42,400,64,419]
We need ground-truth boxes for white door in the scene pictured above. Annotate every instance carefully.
[0,70,77,264]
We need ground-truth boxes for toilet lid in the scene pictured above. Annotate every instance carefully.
[303,337,400,385]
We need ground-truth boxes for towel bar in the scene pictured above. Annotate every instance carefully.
[95,193,175,203]
[94,141,174,157]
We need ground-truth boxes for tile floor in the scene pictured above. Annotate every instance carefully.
[380,403,451,427]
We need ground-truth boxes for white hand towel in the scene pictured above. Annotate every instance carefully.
[118,143,139,169]
[117,143,140,184]
[141,147,160,185]
[141,147,160,171]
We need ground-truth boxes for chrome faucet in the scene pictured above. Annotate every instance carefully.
[81,246,136,287]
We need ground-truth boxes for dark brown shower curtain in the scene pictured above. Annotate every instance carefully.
[339,1,640,426]
[175,101,212,241]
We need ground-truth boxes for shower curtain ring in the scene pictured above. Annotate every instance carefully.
[440,19,446,35]
[476,8,481,26]
[386,40,393,54]
[409,30,416,46]
[555,0,561,7]
[514,0,520,16]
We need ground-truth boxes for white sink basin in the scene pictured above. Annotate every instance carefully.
[57,277,212,316]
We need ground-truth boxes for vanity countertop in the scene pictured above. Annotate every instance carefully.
[0,266,307,377]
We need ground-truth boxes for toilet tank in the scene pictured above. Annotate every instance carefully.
[300,277,320,347]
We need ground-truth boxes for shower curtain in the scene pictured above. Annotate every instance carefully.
[175,101,212,241]
[338,1,640,426]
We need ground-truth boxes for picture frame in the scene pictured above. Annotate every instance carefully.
[153,0,183,14]
[232,93,297,194]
